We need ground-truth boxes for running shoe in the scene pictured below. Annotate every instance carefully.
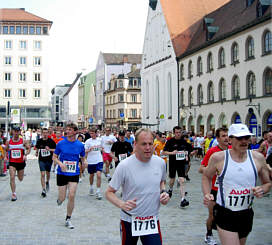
[46,182,50,192]
[205,235,217,245]
[41,190,46,198]
[96,192,102,200]
[89,188,94,196]
[11,193,17,202]
[180,199,189,208]
[185,175,190,181]
[65,219,74,229]
[57,199,63,206]
[167,189,173,198]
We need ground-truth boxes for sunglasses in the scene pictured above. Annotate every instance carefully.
[231,135,251,141]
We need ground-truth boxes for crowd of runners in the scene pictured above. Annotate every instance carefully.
[0,123,271,245]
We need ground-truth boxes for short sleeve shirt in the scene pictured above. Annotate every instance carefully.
[85,138,103,164]
[36,138,56,162]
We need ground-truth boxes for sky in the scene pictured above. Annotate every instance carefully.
[1,0,149,88]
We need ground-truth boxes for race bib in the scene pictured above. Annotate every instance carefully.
[11,150,21,159]
[225,187,254,211]
[40,149,50,157]
[131,216,158,236]
[176,151,186,160]
[119,153,127,161]
[63,160,77,173]
[93,147,100,151]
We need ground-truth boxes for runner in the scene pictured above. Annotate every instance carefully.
[35,128,56,197]
[258,131,272,157]
[53,123,86,229]
[105,128,170,245]
[199,127,229,245]
[202,124,271,245]
[85,127,104,200]
[110,130,133,168]
[125,130,135,147]
[162,126,193,207]
[5,127,30,201]
[52,130,64,172]
[101,127,117,182]
[153,132,167,164]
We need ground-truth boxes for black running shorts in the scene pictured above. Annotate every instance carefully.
[56,174,79,186]
[169,161,186,178]
[9,162,26,171]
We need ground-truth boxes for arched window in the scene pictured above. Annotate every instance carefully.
[207,81,214,103]
[197,57,203,75]
[231,42,239,64]
[264,68,272,95]
[156,77,160,117]
[188,87,193,107]
[246,36,254,59]
[247,72,256,98]
[188,60,193,78]
[168,73,172,117]
[180,63,184,80]
[146,80,149,117]
[232,76,240,99]
[218,47,225,68]
[263,30,272,54]
[180,88,184,107]
[207,52,213,72]
[197,84,203,105]
[219,78,226,101]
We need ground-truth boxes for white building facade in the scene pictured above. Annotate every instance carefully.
[0,8,52,129]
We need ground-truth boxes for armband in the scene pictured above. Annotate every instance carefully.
[160,189,167,194]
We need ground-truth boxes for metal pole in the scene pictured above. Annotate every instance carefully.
[5,101,9,136]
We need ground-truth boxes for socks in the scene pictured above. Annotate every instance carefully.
[66,215,71,221]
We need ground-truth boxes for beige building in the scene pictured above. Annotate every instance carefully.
[105,68,142,129]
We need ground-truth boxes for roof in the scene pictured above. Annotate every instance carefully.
[127,69,141,78]
[0,8,52,24]
[160,0,231,57]
[180,0,272,58]
[63,73,82,96]
[102,53,142,65]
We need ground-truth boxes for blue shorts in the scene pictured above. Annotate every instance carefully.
[120,220,162,245]
[39,161,52,172]
[88,162,103,174]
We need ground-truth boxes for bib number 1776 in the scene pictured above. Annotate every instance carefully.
[132,216,158,236]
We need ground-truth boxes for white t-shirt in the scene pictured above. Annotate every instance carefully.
[25,131,31,141]
[101,135,117,153]
[109,154,166,222]
[196,136,204,148]
[85,138,103,165]
[31,132,37,141]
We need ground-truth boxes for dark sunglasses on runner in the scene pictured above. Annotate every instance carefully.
[231,135,251,141]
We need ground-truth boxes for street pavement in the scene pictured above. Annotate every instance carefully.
[0,152,271,245]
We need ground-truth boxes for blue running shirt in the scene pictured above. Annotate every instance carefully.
[54,138,85,176]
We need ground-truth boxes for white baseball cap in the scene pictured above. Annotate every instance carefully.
[228,124,254,137]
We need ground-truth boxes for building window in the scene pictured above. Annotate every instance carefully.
[4,89,11,98]
[232,76,240,99]
[34,57,41,66]
[119,80,123,88]
[219,78,226,101]
[263,30,272,54]
[30,26,35,34]
[264,68,272,95]
[188,60,193,78]
[23,26,28,34]
[197,84,203,105]
[218,47,225,68]
[20,40,27,49]
[113,96,115,104]
[180,89,184,107]
[131,94,137,102]
[3,26,8,34]
[43,26,48,35]
[247,72,256,98]
[207,52,213,72]
[34,73,41,82]
[10,26,15,34]
[19,57,27,65]
[19,89,26,98]
[34,89,41,98]
[156,77,160,117]
[188,87,193,107]
[16,26,21,34]
[168,73,172,117]
[4,40,12,49]
[246,37,254,59]
[4,73,11,81]
[19,73,26,82]
[36,27,41,35]
[118,94,124,102]
[34,40,41,50]
[197,57,203,76]
[231,42,239,64]
[113,110,116,118]
[131,109,137,118]
[180,64,184,80]
[146,81,149,117]
[4,56,12,65]
[208,81,214,103]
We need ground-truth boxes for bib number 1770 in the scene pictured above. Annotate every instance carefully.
[131,216,158,236]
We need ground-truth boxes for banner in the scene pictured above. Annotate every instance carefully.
[11,109,20,124]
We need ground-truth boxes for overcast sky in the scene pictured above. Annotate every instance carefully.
[1,0,148,88]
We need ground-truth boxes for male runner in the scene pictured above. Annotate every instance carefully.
[163,126,193,207]
[258,131,272,157]
[105,128,170,245]
[85,127,104,200]
[53,123,86,229]
[101,127,117,182]
[202,124,271,245]
[199,127,229,245]
[35,128,56,197]
[6,127,30,201]
[110,130,133,168]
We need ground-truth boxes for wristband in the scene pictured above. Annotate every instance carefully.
[160,189,167,194]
